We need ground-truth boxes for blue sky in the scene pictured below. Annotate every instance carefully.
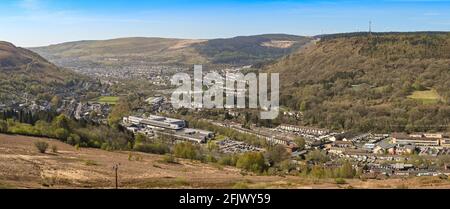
[1,0,450,47]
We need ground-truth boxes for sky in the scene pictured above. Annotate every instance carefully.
[1,0,450,47]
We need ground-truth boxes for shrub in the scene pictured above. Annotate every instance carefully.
[51,145,58,153]
[205,155,217,163]
[134,143,170,155]
[84,160,99,166]
[173,142,199,160]
[0,120,8,133]
[162,154,178,164]
[66,133,81,146]
[335,178,347,185]
[306,150,329,164]
[35,141,49,153]
[338,161,356,179]
[265,145,290,166]
[233,182,250,189]
[218,155,238,166]
[236,152,267,173]
[53,128,69,141]
[101,143,111,151]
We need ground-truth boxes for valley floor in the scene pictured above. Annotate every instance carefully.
[1,134,450,189]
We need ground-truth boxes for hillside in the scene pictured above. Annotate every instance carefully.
[0,134,327,189]
[30,37,208,67]
[0,41,89,103]
[195,34,312,65]
[0,41,74,80]
[30,34,312,67]
[2,134,450,189]
[267,33,450,133]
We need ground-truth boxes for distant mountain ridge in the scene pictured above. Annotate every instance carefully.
[195,34,311,65]
[29,34,312,67]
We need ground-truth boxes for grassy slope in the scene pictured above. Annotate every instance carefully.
[29,35,312,66]
[31,37,209,65]
[1,134,450,189]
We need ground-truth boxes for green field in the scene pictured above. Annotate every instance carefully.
[94,96,120,105]
[407,89,442,104]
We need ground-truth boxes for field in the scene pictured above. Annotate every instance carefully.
[1,134,450,189]
[94,96,120,105]
[408,89,442,104]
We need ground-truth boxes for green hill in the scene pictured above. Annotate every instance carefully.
[29,34,312,67]
[195,34,312,65]
[267,32,450,133]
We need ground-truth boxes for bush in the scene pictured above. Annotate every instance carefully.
[236,152,267,173]
[338,161,356,179]
[233,182,250,189]
[35,141,49,153]
[335,178,347,185]
[173,142,199,160]
[66,134,81,146]
[162,154,178,164]
[265,145,290,166]
[0,120,8,133]
[134,143,170,155]
[205,155,217,163]
[84,160,99,166]
[51,145,58,153]
[53,128,69,141]
[306,150,329,164]
[218,155,238,166]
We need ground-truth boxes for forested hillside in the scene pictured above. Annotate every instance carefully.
[0,41,88,103]
[267,33,450,133]
[30,34,312,67]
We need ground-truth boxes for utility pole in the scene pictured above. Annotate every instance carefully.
[113,163,120,189]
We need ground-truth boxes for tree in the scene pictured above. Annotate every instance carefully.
[236,152,266,173]
[67,133,81,145]
[54,128,69,141]
[108,99,130,129]
[53,114,69,130]
[50,96,61,109]
[294,137,306,151]
[265,145,289,166]
[310,166,326,178]
[339,161,356,178]
[134,133,147,147]
[173,142,199,160]
[300,101,308,112]
[306,150,329,164]
[0,120,7,133]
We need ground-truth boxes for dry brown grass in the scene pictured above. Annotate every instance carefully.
[1,134,450,189]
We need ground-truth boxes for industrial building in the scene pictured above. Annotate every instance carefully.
[122,115,214,143]
[392,133,449,147]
